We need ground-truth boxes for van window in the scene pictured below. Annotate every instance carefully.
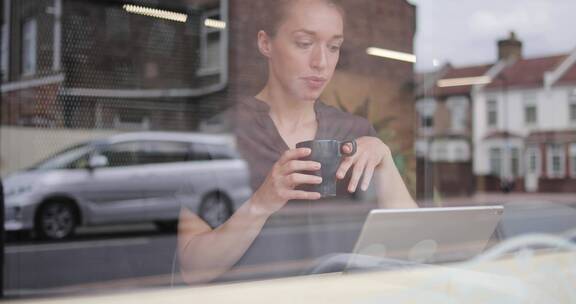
[139,141,191,164]
[100,142,141,167]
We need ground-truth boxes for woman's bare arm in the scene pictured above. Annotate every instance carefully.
[178,147,322,284]
[177,199,269,284]
[374,154,418,209]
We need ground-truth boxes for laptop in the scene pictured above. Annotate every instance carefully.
[346,206,504,270]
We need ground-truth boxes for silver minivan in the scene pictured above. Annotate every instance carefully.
[3,132,252,240]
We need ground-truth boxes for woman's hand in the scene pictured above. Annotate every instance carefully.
[337,136,392,193]
[250,147,323,216]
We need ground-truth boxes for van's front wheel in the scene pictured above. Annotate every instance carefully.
[36,200,78,240]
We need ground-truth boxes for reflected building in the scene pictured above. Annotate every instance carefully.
[1,0,225,131]
[1,0,417,184]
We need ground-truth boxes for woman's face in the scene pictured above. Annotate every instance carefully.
[262,0,344,102]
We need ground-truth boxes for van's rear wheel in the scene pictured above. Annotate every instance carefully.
[199,192,233,229]
[36,201,78,240]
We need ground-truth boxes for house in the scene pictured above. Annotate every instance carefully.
[414,62,493,199]
[416,31,576,197]
[473,34,576,193]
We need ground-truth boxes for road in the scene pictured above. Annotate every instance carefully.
[4,200,576,298]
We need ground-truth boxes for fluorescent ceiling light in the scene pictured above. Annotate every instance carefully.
[437,76,492,87]
[204,18,226,29]
[123,4,188,23]
[366,47,416,63]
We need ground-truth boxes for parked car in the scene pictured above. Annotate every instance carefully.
[3,132,252,240]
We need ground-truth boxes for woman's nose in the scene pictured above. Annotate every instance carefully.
[310,45,328,70]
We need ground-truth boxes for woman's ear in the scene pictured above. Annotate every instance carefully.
[257,30,272,58]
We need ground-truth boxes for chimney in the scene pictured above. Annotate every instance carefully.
[498,31,523,61]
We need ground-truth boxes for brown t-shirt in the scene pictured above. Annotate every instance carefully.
[234,96,378,195]
[220,96,379,281]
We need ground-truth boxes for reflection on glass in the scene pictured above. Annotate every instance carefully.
[0,0,574,301]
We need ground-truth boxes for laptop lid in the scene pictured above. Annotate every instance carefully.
[347,206,504,269]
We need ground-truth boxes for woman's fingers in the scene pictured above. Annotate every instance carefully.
[278,148,311,165]
[282,160,321,174]
[348,157,367,192]
[286,190,322,200]
[285,173,322,187]
[337,155,355,179]
[360,161,376,191]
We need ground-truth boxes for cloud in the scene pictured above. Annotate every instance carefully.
[412,0,576,71]
[469,2,553,38]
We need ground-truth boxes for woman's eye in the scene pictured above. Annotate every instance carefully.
[329,45,341,52]
[296,41,313,48]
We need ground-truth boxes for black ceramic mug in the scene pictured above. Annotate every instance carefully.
[296,139,357,197]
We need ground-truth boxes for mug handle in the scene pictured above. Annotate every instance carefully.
[340,140,357,157]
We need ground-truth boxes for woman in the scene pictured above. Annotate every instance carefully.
[178,0,416,285]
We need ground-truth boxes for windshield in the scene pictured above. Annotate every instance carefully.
[29,143,94,171]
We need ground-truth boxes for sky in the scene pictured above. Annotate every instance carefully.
[408,0,576,72]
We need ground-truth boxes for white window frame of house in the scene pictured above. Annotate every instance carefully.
[510,146,521,178]
[489,147,502,176]
[197,9,222,76]
[569,90,576,125]
[486,98,498,129]
[419,113,434,133]
[523,93,538,126]
[546,143,565,179]
[525,146,541,176]
[22,18,37,76]
[446,96,469,134]
[415,98,436,135]
[570,143,576,178]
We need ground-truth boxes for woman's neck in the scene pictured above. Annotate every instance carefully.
[255,85,316,132]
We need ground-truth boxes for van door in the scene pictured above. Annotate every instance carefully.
[138,140,202,221]
[78,141,150,224]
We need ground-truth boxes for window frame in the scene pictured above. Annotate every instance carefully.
[489,146,502,176]
[197,8,222,76]
[21,18,37,76]
[546,143,565,179]
[486,99,498,128]
[525,146,541,176]
[570,143,576,178]
[569,90,576,125]
[1,23,8,80]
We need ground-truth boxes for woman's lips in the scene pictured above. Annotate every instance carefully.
[302,77,327,89]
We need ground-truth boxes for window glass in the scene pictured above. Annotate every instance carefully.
[570,144,576,177]
[139,141,191,164]
[526,146,540,175]
[546,144,565,178]
[99,142,142,167]
[1,23,7,80]
[22,18,37,75]
[570,92,576,123]
[29,143,93,170]
[487,99,498,127]
[2,0,576,302]
[524,104,537,124]
[510,147,520,177]
[489,147,502,176]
